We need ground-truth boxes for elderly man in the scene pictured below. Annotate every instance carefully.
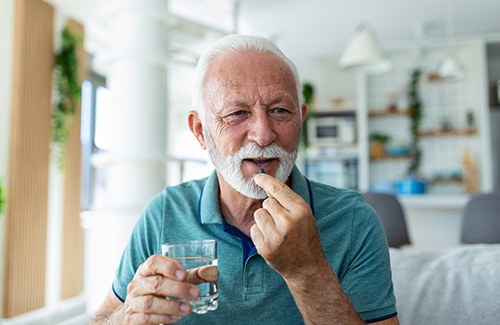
[91,34,399,324]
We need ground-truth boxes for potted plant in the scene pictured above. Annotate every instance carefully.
[52,24,82,170]
[369,133,390,159]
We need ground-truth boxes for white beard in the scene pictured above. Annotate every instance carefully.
[204,129,297,199]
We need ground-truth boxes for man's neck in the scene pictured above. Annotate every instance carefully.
[217,175,263,237]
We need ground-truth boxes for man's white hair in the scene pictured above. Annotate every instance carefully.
[192,34,303,122]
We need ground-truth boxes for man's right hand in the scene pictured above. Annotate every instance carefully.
[91,254,218,324]
[122,254,201,323]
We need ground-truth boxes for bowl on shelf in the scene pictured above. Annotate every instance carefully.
[396,177,427,195]
[386,145,411,157]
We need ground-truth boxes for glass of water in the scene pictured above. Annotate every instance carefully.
[161,240,218,314]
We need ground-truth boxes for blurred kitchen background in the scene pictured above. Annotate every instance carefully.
[1,0,500,323]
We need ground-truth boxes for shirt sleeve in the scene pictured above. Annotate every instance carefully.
[341,195,397,322]
[112,192,164,301]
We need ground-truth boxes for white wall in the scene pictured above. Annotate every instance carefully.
[0,0,14,318]
[293,54,357,105]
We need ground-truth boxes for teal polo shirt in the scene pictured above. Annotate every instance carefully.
[112,166,397,324]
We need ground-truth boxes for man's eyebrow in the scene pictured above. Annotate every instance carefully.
[222,94,295,108]
[268,95,295,107]
[224,100,250,108]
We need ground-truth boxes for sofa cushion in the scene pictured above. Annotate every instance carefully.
[389,244,500,325]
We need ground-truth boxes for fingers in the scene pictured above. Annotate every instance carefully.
[124,295,192,324]
[137,254,185,280]
[252,205,290,260]
[131,255,200,300]
[253,173,298,211]
[124,255,203,323]
[251,174,320,277]
[186,265,218,285]
[125,313,182,325]
[250,223,265,248]
[262,197,298,227]
[254,205,277,229]
[127,274,200,301]
[255,175,312,225]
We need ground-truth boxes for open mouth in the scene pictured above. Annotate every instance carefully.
[243,158,278,170]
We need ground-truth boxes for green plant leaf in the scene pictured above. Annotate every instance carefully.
[52,24,82,170]
[0,178,6,215]
[407,68,423,176]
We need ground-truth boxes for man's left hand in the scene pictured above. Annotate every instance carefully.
[250,173,325,279]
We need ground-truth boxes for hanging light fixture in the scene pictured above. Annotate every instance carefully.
[438,0,465,79]
[339,22,391,73]
[439,52,464,79]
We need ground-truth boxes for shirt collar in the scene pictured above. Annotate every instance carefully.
[198,165,312,224]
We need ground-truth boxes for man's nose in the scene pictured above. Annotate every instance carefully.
[247,113,276,147]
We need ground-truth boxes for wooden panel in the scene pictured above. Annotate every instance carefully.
[61,19,86,300]
[3,0,54,318]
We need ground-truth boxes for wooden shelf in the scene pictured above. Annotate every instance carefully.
[430,178,463,185]
[370,153,414,161]
[312,102,356,114]
[368,109,410,117]
[416,128,477,137]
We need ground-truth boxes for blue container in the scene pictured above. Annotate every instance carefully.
[370,182,396,194]
[386,146,411,157]
[396,177,427,194]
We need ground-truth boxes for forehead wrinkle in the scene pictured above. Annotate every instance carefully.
[213,51,293,83]
[204,51,298,111]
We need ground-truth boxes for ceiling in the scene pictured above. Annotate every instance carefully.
[238,0,500,57]
[46,0,500,59]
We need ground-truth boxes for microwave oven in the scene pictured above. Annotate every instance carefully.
[307,115,356,146]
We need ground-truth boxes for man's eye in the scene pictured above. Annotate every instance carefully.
[227,110,249,118]
[231,110,246,116]
[222,110,249,123]
[271,107,289,114]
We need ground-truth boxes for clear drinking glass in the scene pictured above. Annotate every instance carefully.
[161,240,218,314]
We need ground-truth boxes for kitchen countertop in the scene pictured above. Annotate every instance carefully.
[398,193,470,209]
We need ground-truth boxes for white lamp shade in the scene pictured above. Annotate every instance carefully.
[438,52,464,79]
[339,23,387,69]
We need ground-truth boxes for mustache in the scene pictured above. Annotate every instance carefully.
[235,143,288,160]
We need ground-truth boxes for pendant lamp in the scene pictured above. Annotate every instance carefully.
[339,22,391,73]
[438,52,464,79]
[438,0,465,79]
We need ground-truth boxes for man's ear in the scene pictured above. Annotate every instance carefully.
[300,102,308,124]
[188,110,207,149]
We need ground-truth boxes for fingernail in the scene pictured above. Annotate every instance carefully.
[259,168,265,174]
[180,303,190,312]
[189,287,199,298]
[199,265,218,282]
[175,269,185,280]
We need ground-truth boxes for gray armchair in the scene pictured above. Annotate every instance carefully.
[461,192,500,244]
[363,192,411,248]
